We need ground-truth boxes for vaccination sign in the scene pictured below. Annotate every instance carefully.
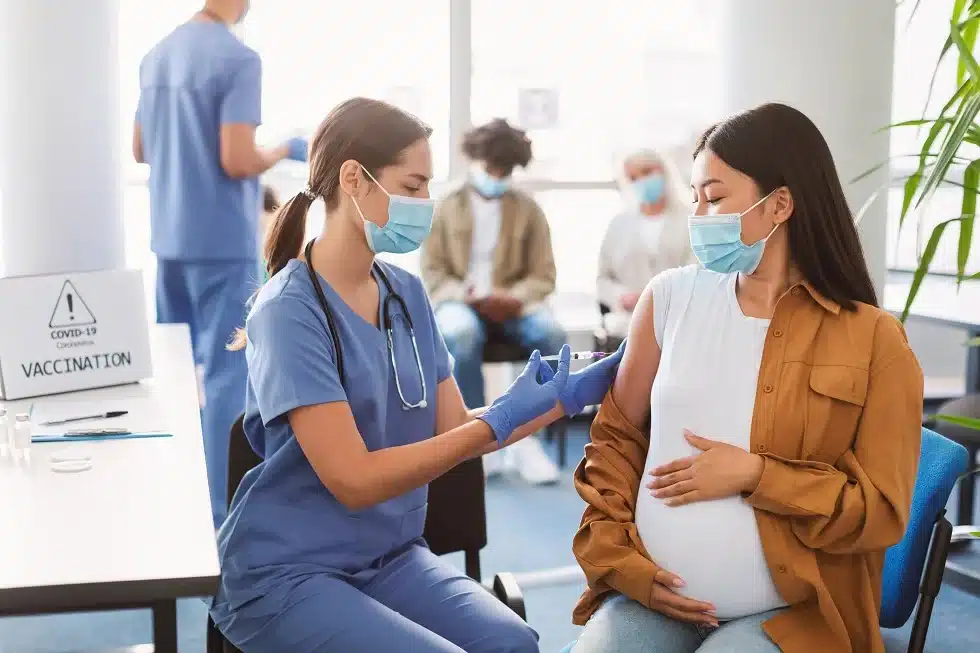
[0,269,152,400]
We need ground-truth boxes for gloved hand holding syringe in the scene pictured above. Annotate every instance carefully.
[541,351,611,362]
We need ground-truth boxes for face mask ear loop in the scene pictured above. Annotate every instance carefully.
[738,188,778,221]
[359,165,391,199]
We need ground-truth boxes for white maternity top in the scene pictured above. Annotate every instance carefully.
[634,264,788,619]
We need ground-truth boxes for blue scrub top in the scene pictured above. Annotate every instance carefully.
[137,21,262,262]
[213,259,453,611]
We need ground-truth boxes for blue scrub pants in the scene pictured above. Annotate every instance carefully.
[156,259,253,528]
[221,542,539,653]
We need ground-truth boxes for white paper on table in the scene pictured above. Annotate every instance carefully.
[28,398,169,437]
[951,525,980,542]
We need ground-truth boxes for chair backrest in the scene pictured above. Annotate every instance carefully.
[879,427,969,628]
[424,457,489,558]
[227,414,262,505]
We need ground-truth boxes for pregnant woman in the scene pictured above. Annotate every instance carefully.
[570,103,923,653]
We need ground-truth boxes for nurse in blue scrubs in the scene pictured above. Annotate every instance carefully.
[132,0,307,528]
[210,97,624,653]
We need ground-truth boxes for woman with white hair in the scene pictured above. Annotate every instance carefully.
[597,149,695,341]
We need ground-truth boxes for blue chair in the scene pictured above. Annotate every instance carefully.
[550,428,969,653]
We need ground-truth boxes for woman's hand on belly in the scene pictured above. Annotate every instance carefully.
[646,430,764,507]
[647,567,719,627]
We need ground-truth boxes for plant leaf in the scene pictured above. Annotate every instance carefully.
[903,80,972,228]
[902,217,961,321]
[936,413,980,430]
[958,14,980,84]
[915,91,980,208]
[953,15,980,82]
[957,162,980,280]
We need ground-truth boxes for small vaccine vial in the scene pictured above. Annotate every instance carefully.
[13,413,31,463]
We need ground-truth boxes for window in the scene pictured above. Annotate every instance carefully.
[887,186,966,274]
[470,0,720,182]
[533,189,622,293]
[469,0,719,295]
[247,1,451,182]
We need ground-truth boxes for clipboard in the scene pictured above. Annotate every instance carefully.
[32,431,173,444]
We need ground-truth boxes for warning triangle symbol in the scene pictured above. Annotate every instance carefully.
[49,280,97,328]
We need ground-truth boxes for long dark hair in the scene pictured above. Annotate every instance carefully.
[229,97,431,350]
[695,103,878,310]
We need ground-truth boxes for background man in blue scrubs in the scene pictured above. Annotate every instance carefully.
[132,0,307,528]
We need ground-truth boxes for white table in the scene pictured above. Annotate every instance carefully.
[0,324,219,653]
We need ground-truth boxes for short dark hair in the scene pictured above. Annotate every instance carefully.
[695,103,878,311]
[461,118,532,175]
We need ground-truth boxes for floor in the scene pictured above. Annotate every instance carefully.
[0,426,977,653]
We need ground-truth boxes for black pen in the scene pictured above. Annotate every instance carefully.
[39,410,128,427]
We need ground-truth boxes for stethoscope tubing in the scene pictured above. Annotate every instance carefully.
[303,240,427,410]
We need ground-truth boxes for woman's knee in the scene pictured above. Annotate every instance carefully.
[572,594,700,653]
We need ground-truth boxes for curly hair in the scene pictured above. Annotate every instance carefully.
[461,118,533,176]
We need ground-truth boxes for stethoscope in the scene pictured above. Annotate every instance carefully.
[303,240,428,410]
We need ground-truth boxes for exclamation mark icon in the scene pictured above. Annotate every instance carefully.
[66,293,74,321]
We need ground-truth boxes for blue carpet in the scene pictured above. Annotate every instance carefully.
[1,426,977,652]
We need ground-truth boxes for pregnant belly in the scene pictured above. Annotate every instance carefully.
[634,493,787,619]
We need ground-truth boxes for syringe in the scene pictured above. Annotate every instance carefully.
[540,351,610,362]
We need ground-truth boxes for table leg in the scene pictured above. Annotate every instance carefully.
[152,600,178,653]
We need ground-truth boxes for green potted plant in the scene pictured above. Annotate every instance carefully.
[866,0,980,431]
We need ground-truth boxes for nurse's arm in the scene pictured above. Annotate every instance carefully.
[433,376,564,457]
[291,400,499,511]
[220,124,289,179]
[132,122,144,164]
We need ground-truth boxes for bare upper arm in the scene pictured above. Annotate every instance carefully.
[220,123,258,179]
[132,122,144,164]
[288,401,370,507]
[435,376,469,435]
[611,280,662,428]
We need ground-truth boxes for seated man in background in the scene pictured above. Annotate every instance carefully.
[421,118,566,484]
[597,148,694,345]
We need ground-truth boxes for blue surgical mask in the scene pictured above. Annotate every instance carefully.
[632,173,666,205]
[353,166,435,255]
[688,190,778,275]
[470,166,510,199]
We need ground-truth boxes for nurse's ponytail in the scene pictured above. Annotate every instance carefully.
[264,191,312,279]
[227,97,432,352]
[227,191,312,351]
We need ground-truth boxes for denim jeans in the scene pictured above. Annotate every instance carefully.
[434,301,567,408]
[572,594,784,653]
